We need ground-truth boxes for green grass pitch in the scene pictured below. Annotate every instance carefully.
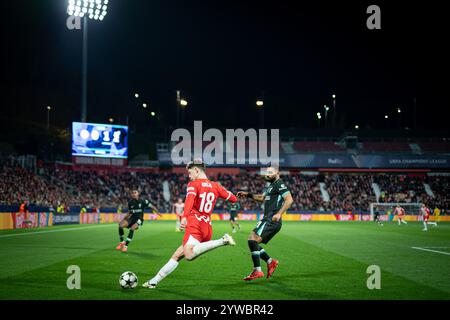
[0,220,449,300]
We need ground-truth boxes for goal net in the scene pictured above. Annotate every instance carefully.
[370,202,424,219]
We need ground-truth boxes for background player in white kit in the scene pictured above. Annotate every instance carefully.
[173,198,185,232]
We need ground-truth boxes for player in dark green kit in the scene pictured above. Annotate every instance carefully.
[237,167,293,281]
[116,189,159,253]
[229,202,241,233]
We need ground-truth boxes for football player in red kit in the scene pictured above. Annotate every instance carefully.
[393,205,408,225]
[143,159,237,288]
[421,204,437,231]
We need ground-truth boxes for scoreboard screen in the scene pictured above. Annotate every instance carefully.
[72,122,128,158]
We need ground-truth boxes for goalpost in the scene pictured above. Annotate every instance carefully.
[369,203,424,220]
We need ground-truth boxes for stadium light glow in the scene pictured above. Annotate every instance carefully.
[397,107,401,113]
[385,115,389,119]
[324,105,329,111]
[256,100,264,107]
[151,112,156,117]
[355,125,359,129]
[134,93,139,98]
[143,103,147,108]
[316,112,322,119]
[67,0,108,20]
[109,118,114,123]
[46,106,52,111]
[332,94,336,99]
[180,99,188,107]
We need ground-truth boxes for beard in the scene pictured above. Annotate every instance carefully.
[264,175,277,183]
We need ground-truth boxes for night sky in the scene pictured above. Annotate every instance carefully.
[1,0,448,134]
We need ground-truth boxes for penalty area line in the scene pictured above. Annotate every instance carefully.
[0,224,113,238]
[411,247,450,256]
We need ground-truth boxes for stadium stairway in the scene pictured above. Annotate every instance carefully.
[424,183,435,198]
[163,180,171,202]
[281,142,295,154]
[409,143,422,155]
[319,182,330,202]
[372,183,381,202]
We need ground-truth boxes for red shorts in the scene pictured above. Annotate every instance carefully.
[182,214,212,246]
[424,215,429,222]
[398,214,405,218]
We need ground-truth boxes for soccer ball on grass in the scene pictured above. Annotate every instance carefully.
[119,271,138,289]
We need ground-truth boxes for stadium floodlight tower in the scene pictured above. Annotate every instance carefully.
[67,0,109,123]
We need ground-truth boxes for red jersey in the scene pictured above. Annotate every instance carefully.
[421,207,430,218]
[19,203,28,214]
[182,179,237,220]
[182,178,237,245]
[393,207,405,216]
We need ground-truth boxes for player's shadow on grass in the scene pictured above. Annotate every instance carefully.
[276,271,342,279]
[125,251,157,259]
[265,281,337,300]
[235,272,341,299]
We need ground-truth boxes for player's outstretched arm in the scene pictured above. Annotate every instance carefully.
[217,184,237,203]
[145,199,161,215]
[237,191,265,202]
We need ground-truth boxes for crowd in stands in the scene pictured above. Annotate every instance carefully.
[1,164,449,213]
[375,175,432,204]
[426,176,450,211]
[0,166,74,209]
[324,174,375,211]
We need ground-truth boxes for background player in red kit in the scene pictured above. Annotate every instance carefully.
[172,198,184,232]
[421,204,437,231]
[143,159,237,288]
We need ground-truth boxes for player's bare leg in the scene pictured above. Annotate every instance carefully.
[143,246,185,288]
[183,234,236,261]
[116,220,129,250]
[244,232,278,281]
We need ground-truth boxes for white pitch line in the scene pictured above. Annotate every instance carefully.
[0,224,112,238]
[411,247,450,256]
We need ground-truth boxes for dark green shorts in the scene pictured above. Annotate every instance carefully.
[253,219,281,244]
[230,211,237,221]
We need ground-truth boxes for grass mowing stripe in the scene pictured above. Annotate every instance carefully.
[1,221,449,300]
[0,223,169,282]
[0,224,114,238]
[277,231,449,298]
[411,247,450,256]
[279,222,450,295]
